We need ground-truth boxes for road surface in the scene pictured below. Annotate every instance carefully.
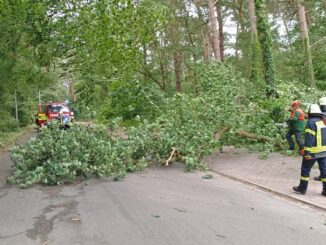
[0,135,325,245]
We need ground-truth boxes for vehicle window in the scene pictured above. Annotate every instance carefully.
[60,106,70,113]
[49,105,64,113]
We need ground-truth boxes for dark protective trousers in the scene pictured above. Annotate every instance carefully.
[298,157,326,191]
[286,129,304,150]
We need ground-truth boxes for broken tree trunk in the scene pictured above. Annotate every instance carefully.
[236,130,272,142]
[214,127,230,140]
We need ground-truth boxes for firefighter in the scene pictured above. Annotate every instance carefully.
[314,97,326,181]
[286,100,305,153]
[293,104,326,196]
[58,110,70,130]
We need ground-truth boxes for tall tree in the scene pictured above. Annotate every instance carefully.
[208,0,221,62]
[0,0,56,126]
[216,3,224,61]
[254,0,276,97]
[248,0,260,82]
[194,0,211,61]
[297,0,315,86]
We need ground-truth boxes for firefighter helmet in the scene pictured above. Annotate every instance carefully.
[319,97,326,112]
[319,97,326,106]
[308,104,322,114]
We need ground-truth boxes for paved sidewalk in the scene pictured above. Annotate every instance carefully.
[206,147,326,211]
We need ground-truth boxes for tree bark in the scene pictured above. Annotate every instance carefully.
[183,5,198,62]
[173,50,182,92]
[168,3,182,93]
[208,0,221,62]
[234,21,240,59]
[236,130,272,142]
[195,2,210,61]
[254,0,276,98]
[216,3,224,61]
[159,34,168,92]
[297,1,315,86]
[233,1,245,61]
[248,0,257,32]
[248,0,259,82]
[203,29,210,62]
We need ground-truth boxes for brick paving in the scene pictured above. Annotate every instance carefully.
[206,147,326,210]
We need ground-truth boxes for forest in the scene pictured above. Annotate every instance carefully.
[0,0,325,186]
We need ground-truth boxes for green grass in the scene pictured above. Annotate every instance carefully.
[0,125,34,150]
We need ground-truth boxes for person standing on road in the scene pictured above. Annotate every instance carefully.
[286,100,305,153]
[293,104,326,196]
[314,97,326,181]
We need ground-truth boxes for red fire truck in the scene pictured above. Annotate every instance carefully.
[36,102,74,127]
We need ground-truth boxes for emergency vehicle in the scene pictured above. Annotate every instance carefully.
[36,102,74,127]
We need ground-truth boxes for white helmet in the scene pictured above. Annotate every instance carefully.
[309,104,322,114]
[319,97,326,106]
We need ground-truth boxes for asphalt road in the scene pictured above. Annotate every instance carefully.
[0,135,325,245]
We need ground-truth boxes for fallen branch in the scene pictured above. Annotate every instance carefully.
[213,127,230,140]
[236,130,272,142]
[165,147,177,166]
[310,36,326,48]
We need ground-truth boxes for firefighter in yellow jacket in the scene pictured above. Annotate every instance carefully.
[293,104,326,196]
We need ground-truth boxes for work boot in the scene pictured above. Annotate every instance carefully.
[314,176,321,181]
[322,190,326,196]
[293,186,306,195]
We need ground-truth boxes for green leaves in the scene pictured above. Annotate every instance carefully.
[8,123,145,186]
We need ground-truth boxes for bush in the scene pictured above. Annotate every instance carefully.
[98,80,163,122]
[8,123,148,187]
[0,112,19,133]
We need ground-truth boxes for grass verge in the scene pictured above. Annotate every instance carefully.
[0,125,34,151]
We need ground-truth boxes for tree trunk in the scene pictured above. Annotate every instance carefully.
[196,1,214,61]
[169,4,182,93]
[233,1,245,61]
[195,2,210,61]
[254,0,276,98]
[158,34,167,92]
[208,0,221,62]
[184,5,198,62]
[234,21,240,59]
[216,3,224,61]
[172,29,182,92]
[236,130,272,142]
[203,29,210,62]
[297,1,315,86]
[248,0,259,82]
[159,59,167,92]
[173,50,182,92]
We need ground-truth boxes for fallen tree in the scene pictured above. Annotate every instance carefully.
[236,130,272,142]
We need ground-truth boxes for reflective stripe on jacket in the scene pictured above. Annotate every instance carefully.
[304,117,326,156]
